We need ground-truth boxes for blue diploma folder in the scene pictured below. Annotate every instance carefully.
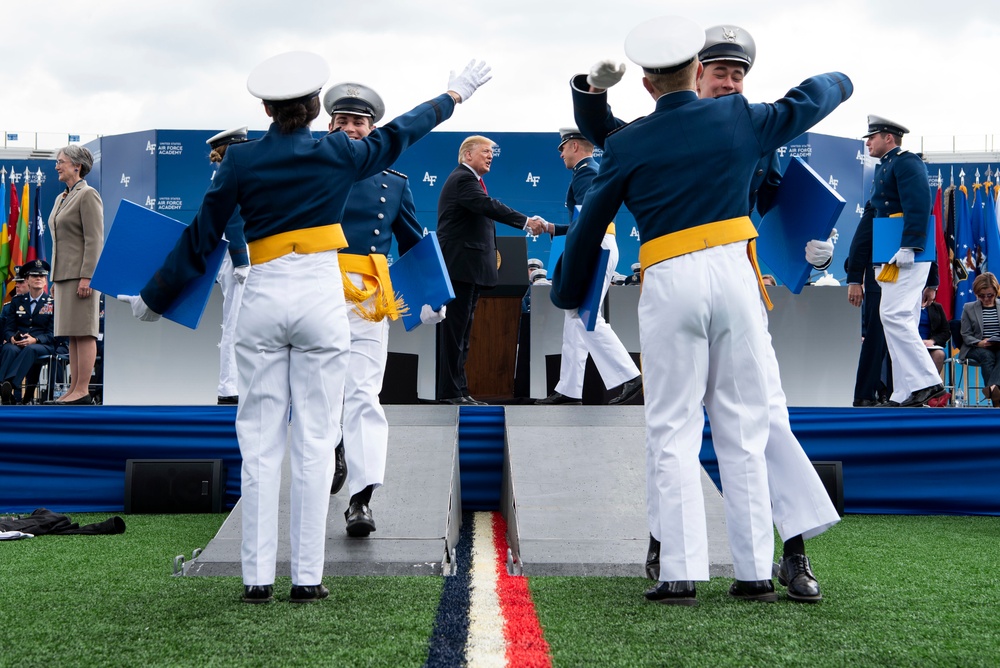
[577,247,610,331]
[90,200,228,330]
[756,157,846,293]
[389,232,455,331]
[872,216,937,264]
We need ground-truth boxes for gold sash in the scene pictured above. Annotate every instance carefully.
[247,224,347,265]
[338,253,407,322]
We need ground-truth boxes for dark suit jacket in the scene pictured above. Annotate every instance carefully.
[436,164,527,287]
[959,300,999,359]
[3,292,55,346]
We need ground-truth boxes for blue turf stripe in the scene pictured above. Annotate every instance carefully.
[457,406,506,511]
[424,510,474,667]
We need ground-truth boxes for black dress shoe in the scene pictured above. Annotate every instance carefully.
[644,580,697,606]
[645,534,660,581]
[536,391,582,406]
[777,554,822,602]
[876,399,901,407]
[0,381,13,405]
[242,584,274,604]
[464,396,489,405]
[48,395,95,405]
[440,396,478,406]
[609,375,643,405]
[217,395,239,405]
[728,579,778,602]
[345,501,376,537]
[852,399,878,407]
[900,383,945,407]
[289,584,329,603]
[330,442,347,495]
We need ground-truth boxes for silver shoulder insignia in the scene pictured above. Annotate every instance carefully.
[385,168,408,179]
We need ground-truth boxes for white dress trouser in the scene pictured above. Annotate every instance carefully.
[217,254,245,397]
[342,272,390,497]
[236,250,349,587]
[555,234,640,398]
[641,241,773,582]
[878,261,939,403]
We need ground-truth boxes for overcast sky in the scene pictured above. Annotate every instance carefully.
[5,0,996,154]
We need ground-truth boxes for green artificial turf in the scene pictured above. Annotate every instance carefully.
[0,513,442,668]
[2,513,999,667]
[530,515,1000,668]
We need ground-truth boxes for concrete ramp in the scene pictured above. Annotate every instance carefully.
[183,405,461,577]
[502,406,734,577]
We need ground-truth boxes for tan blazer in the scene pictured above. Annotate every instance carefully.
[47,180,104,282]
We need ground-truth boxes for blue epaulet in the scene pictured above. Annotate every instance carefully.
[385,168,408,179]
[606,117,644,139]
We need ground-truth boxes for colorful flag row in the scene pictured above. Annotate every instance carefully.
[0,172,48,304]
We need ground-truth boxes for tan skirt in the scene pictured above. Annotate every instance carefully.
[53,280,100,337]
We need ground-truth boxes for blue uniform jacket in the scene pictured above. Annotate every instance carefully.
[571,74,781,217]
[341,169,422,257]
[141,94,455,314]
[223,209,249,267]
[552,72,852,309]
[552,155,599,236]
[868,146,931,251]
[3,293,55,346]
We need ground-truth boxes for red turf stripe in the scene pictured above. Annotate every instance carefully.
[492,512,552,668]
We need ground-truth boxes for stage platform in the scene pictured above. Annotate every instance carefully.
[502,406,733,577]
[181,406,462,577]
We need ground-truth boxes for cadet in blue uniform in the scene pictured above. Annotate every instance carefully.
[569,23,840,602]
[322,82,432,537]
[120,52,491,604]
[551,15,852,605]
[862,115,944,407]
[1,260,55,405]
[535,127,641,406]
[206,127,251,405]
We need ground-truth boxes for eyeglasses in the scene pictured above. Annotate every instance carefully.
[978,292,996,299]
[55,159,71,166]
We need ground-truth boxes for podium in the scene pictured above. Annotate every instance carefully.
[466,236,529,400]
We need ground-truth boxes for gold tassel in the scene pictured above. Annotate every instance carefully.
[876,263,899,282]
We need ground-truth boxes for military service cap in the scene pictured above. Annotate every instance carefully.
[20,259,50,278]
[206,127,248,149]
[699,25,756,72]
[557,127,587,149]
[625,16,704,74]
[323,83,386,123]
[247,51,329,102]
[863,115,909,138]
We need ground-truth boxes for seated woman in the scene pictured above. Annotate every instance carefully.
[959,272,1000,406]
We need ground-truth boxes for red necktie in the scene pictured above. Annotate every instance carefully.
[479,178,487,195]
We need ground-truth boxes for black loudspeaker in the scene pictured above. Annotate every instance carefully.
[811,461,845,517]
[494,236,529,297]
[124,459,225,514]
[380,352,419,404]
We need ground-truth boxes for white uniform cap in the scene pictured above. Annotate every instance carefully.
[527,257,544,270]
[558,127,587,149]
[529,268,548,283]
[247,51,329,101]
[323,82,386,123]
[700,25,756,72]
[206,126,248,149]
[863,114,910,138]
[625,16,704,74]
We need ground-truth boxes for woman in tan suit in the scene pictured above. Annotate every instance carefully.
[47,145,103,405]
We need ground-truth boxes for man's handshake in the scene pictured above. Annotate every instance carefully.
[526,216,552,236]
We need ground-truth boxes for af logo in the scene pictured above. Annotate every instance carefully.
[856,149,876,168]
[120,174,131,187]
[525,172,540,187]
[145,196,156,209]
[855,203,865,215]
[828,175,838,190]
[423,172,438,186]
[630,227,640,241]
[145,141,156,155]
[775,146,788,157]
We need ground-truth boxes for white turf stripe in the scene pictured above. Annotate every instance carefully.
[466,512,506,668]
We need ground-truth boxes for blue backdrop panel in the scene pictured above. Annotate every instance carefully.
[699,407,1000,516]
[0,406,241,514]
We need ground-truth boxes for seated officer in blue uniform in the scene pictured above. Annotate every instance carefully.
[551,15,851,606]
[322,81,436,537]
[1,260,56,405]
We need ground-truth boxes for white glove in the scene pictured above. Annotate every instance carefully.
[805,238,834,266]
[587,60,626,89]
[448,60,492,102]
[890,248,915,269]
[420,304,447,325]
[233,265,250,285]
[117,294,161,322]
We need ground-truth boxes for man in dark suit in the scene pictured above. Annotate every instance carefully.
[1,260,56,404]
[435,135,545,405]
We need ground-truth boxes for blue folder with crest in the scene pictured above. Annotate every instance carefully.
[577,247,610,331]
[90,199,228,330]
[872,215,937,264]
[756,157,846,293]
[389,232,455,331]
